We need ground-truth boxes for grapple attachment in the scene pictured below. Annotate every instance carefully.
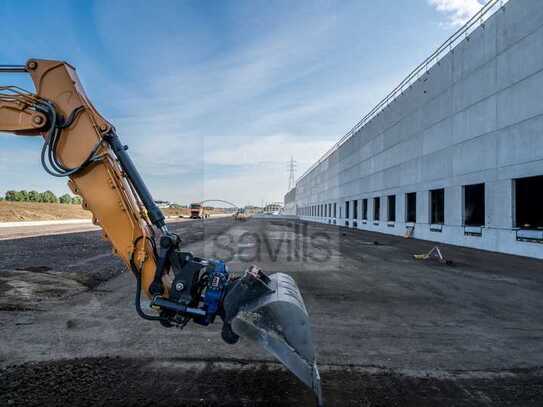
[222,267,322,405]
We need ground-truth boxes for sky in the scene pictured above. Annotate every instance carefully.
[0,0,485,207]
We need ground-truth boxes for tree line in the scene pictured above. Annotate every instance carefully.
[1,190,82,205]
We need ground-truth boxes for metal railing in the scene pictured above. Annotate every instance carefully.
[298,0,509,182]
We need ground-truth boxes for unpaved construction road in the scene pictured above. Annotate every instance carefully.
[1,217,543,406]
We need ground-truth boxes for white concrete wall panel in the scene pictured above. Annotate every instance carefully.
[296,0,543,258]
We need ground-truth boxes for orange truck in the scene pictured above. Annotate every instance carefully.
[190,203,207,219]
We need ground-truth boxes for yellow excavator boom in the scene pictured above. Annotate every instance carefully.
[0,60,159,296]
[0,59,321,404]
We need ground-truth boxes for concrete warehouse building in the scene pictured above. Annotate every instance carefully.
[289,0,543,259]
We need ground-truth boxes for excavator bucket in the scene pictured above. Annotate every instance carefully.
[222,267,322,406]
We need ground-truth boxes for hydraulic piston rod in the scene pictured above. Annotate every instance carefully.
[0,65,27,73]
[104,132,167,231]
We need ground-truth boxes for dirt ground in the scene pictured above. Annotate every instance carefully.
[3,357,543,407]
[1,217,543,406]
[0,201,225,223]
[162,207,191,218]
[0,201,91,222]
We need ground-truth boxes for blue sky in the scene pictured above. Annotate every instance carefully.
[0,0,484,206]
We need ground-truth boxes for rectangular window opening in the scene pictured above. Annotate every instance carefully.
[405,192,416,223]
[373,197,380,221]
[430,188,444,225]
[515,175,543,230]
[464,183,485,226]
[387,195,396,222]
[353,200,358,220]
[362,199,368,220]
[345,201,350,219]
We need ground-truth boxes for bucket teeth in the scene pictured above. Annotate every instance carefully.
[223,268,322,405]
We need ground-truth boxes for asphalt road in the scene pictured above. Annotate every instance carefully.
[0,221,99,240]
[1,217,543,406]
[0,217,196,240]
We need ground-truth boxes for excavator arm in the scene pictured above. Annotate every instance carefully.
[0,59,321,404]
[1,60,162,299]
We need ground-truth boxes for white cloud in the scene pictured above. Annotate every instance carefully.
[429,0,484,27]
[198,134,332,205]
[0,2,432,206]
[203,165,288,207]
[204,133,331,168]
[83,3,390,205]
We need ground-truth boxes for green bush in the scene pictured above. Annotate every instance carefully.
[5,191,18,201]
[39,190,58,203]
[28,190,40,202]
[59,194,72,204]
[3,190,83,204]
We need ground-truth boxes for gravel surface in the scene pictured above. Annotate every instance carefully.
[0,218,234,310]
[2,357,543,406]
[1,217,543,406]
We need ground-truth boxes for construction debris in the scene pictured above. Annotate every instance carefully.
[413,246,453,265]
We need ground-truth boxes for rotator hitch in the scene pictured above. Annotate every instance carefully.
[106,133,322,404]
[139,231,323,405]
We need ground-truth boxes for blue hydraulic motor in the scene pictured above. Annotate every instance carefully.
[201,259,229,325]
